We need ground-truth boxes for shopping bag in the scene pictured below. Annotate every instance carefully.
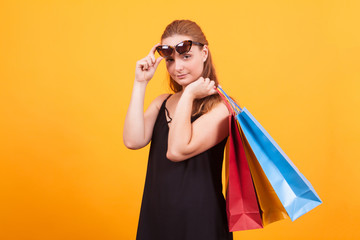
[238,123,290,225]
[226,113,263,231]
[217,85,322,221]
[218,88,289,226]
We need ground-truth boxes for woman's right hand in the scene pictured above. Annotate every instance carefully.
[135,43,164,83]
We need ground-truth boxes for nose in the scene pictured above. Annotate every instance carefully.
[174,59,184,72]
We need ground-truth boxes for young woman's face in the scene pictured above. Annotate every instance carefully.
[161,35,208,88]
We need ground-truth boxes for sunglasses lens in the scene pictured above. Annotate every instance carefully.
[156,41,194,57]
[176,40,192,54]
[156,46,173,57]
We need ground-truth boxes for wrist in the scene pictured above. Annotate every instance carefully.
[182,88,196,101]
[133,79,149,88]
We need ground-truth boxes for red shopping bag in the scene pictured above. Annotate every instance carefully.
[226,113,263,231]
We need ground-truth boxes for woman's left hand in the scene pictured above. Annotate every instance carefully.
[184,77,217,99]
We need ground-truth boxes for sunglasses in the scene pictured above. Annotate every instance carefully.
[156,40,204,57]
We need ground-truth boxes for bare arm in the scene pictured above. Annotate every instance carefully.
[166,78,229,161]
[123,44,164,149]
[123,89,168,149]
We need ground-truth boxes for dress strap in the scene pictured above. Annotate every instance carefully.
[164,94,172,123]
[164,107,172,123]
[165,94,172,101]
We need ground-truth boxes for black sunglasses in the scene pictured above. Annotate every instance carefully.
[156,40,204,57]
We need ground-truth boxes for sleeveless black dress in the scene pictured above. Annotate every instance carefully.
[136,96,233,240]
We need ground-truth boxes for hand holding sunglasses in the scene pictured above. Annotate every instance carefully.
[135,43,164,83]
[156,40,204,57]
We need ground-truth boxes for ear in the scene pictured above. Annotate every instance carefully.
[202,45,209,62]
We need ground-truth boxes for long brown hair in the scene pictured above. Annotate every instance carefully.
[161,20,222,117]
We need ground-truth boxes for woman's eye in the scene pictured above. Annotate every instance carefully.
[183,55,191,59]
[166,58,174,62]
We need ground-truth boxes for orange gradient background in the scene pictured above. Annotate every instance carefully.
[1,1,359,239]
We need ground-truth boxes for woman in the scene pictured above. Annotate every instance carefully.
[123,20,233,240]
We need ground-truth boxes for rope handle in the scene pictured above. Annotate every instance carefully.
[216,87,235,115]
[216,85,242,115]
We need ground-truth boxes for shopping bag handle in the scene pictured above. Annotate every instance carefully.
[217,85,242,114]
[216,87,235,115]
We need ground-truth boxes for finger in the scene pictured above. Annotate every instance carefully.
[209,88,217,95]
[150,43,161,56]
[153,56,164,68]
[206,82,214,92]
[146,56,154,66]
[141,61,149,71]
[144,58,152,68]
[137,57,149,69]
[137,60,144,69]
[146,54,155,65]
[209,80,215,89]
[150,54,155,65]
[136,59,144,68]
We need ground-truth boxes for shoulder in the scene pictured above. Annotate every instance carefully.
[150,93,172,109]
[193,100,230,127]
[208,100,231,117]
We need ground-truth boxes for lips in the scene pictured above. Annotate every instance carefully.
[177,74,188,79]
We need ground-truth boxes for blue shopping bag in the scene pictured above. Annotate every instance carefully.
[217,85,322,221]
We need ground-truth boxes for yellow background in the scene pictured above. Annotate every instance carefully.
[1,0,359,239]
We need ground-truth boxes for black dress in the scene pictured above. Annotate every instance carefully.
[136,96,233,240]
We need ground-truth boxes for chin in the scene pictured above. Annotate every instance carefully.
[176,76,197,85]
[177,81,193,88]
